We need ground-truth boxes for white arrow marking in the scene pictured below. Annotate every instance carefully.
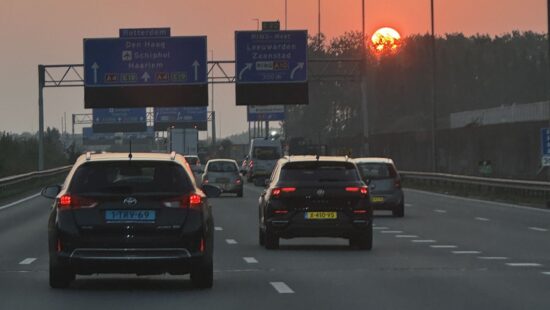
[141,72,150,82]
[239,63,253,80]
[192,60,200,81]
[91,62,99,84]
[290,62,304,79]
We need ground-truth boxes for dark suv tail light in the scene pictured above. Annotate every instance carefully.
[57,194,97,210]
[394,179,402,189]
[271,187,296,198]
[163,193,203,209]
[345,186,368,197]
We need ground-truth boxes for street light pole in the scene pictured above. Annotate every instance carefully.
[318,0,321,42]
[210,50,216,145]
[360,0,369,156]
[430,0,438,172]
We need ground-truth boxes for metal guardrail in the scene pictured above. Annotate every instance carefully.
[0,166,72,192]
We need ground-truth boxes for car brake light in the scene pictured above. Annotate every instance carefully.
[57,194,97,210]
[345,187,368,197]
[353,209,368,214]
[345,187,360,192]
[163,193,202,209]
[235,179,242,185]
[271,187,295,198]
[200,238,205,252]
[189,193,202,206]
[274,210,288,214]
[394,179,402,189]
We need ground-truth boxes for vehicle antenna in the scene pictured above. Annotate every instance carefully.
[128,139,133,160]
[316,154,320,161]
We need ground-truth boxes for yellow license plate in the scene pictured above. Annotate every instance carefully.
[371,196,385,203]
[305,212,337,220]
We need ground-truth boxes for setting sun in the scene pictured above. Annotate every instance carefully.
[371,27,401,53]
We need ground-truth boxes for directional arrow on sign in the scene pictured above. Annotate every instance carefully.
[91,62,99,84]
[141,72,151,82]
[192,60,200,81]
[290,62,304,79]
[239,63,253,80]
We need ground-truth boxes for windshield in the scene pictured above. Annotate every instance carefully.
[69,161,193,195]
[356,163,397,180]
[280,161,360,182]
[207,161,238,173]
[253,146,280,160]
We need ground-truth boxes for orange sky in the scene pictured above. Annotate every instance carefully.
[0,0,546,136]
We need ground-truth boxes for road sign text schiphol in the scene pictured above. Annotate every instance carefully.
[84,33,207,108]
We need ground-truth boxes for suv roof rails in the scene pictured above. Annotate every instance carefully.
[170,151,177,160]
[85,151,92,161]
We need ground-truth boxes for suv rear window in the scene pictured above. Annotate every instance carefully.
[69,161,193,195]
[280,161,360,182]
[207,161,237,173]
[356,163,397,179]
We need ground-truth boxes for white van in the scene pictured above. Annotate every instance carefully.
[245,138,282,183]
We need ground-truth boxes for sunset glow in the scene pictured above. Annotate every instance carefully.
[371,27,401,53]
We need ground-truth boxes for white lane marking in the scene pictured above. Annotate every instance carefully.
[373,227,389,230]
[430,245,457,249]
[380,230,403,234]
[475,217,490,222]
[395,235,418,238]
[0,193,41,211]
[270,282,294,294]
[405,203,413,207]
[506,263,542,267]
[405,188,550,214]
[225,239,238,244]
[541,271,550,275]
[19,258,36,265]
[412,239,436,243]
[243,257,258,264]
[214,227,223,231]
[434,209,447,213]
[452,251,481,254]
[478,256,508,260]
[529,227,548,232]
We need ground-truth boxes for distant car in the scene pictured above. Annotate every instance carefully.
[41,152,221,289]
[245,138,282,184]
[259,156,372,250]
[353,157,404,217]
[202,159,244,197]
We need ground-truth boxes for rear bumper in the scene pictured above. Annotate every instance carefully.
[369,191,404,210]
[209,182,242,193]
[266,218,372,239]
[55,247,207,275]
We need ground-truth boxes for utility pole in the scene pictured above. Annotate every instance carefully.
[318,0,321,42]
[430,0,438,172]
[360,0,369,156]
[38,65,45,171]
[285,0,288,30]
[210,50,216,145]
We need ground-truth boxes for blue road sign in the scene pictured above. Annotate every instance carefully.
[247,105,285,122]
[541,128,550,155]
[235,30,307,84]
[92,108,147,132]
[84,36,207,87]
[154,107,207,131]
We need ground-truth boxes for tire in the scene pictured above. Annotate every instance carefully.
[264,228,279,250]
[237,189,243,197]
[49,259,75,289]
[190,256,213,289]
[393,202,405,218]
[349,229,373,250]
[259,227,265,246]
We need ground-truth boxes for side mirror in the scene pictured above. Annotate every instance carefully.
[41,185,62,199]
[202,184,222,198]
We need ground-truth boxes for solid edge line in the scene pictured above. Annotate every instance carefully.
[270,282,294,294]
[405,188,550,214]
[0,193,41,211]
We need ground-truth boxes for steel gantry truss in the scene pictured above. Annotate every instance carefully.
[37,59,360,170]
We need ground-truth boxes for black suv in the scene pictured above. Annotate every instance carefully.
[42,152,220,289]
[258,156,372,250]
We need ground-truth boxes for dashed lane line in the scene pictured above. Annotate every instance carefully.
[243,257,258,264]
[412,240,437,243]
[506,263,542,267]
[395,235,418,238]
[215,227,223,231]
[528,227,548,232]
[430,245,458,249]
[19,258,36,265]
[434,209,447,214]
[373,227,389,230]
[475,217,490,222]
[270,282,294,294]
[478,257,508,260]
[452,251,481,255]
[380,230,403,234]
[225,239,238,244]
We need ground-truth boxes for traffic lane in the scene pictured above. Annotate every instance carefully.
[216,186,550,309]
[391,189,550,262]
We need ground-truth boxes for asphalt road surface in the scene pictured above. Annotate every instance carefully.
[0,185,548,309]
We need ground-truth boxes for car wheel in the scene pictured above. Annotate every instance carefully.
[49,259,75,289]
[393,202,405,218]
[264,228,279,250]
[259,227,265,246]
[190,256,213,289]
[237,189,243,197]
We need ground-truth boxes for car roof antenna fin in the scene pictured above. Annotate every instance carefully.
[128,139,133,160]
[316,154,320,161]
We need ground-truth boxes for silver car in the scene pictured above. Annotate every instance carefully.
[202,159,244,197]
[353,158,404,217]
